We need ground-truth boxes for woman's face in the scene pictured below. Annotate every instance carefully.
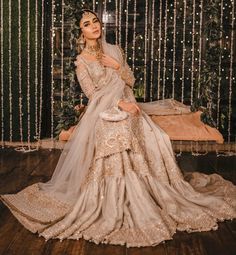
[80,12,101,40]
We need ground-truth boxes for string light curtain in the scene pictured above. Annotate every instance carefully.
[227,0,235,142]
[0,0,235,145]
[0,0,4,145]
[99,0,236,141]
[0,0,43,147]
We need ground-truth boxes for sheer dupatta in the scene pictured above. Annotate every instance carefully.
[39,38,126,205]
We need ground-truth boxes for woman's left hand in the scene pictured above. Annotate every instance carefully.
[100,54,120,70]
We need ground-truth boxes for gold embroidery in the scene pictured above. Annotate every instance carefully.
[1,183,70,224]
[94,115,144,159]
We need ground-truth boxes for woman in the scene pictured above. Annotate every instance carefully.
[1,10,236,248]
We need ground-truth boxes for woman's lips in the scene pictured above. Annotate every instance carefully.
[93,30,99,34]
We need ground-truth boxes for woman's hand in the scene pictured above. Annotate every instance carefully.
[118,100,141,116]
[100,54,120,70]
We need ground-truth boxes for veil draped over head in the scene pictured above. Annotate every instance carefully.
[39,34,126,205]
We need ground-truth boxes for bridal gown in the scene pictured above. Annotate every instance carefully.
[1,42,236,248]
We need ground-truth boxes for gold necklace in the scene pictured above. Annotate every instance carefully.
[84,44,103,60]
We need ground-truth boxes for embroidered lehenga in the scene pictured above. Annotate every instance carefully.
[1,39,236,248]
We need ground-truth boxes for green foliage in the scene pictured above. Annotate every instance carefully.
[54,101,84,137]
[191,0,224,128]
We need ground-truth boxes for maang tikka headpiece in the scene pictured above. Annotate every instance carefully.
[81,11,96,23]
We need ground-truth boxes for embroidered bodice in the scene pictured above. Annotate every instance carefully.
[74,45,136,102]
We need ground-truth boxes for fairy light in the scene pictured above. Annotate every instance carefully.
[190,0,196,105]
[38,0,44,144]
[115,0,118,44]
[9,0,13,142]
[34,0,38,140]
[181,0,187,103]
[176,141,183,157]
[69,23,75,104]
[217,0,223,129]
[61,0,64,108]
[0,0,234,151]
[0,0,4,146]
[125,0,129,57]
[132,0,136,71]
[228,0,235,142]
[51,0,55,141]
[119,0,122,45]
[150,0,155,101]
[172,0,177,99]
[157,0,162,100]
[93,0,95,12]
[162,0,168,99]
[197,0,203,98]
[18,0,23,145]
[143,0,148,101]
[103,0,107,38]
[27,0,31,147]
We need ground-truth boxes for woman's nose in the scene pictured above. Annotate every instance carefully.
[92,23,97,29]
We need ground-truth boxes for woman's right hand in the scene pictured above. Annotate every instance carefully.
[118,100,141,116]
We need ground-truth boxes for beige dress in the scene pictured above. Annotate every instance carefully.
[1,43,236,248]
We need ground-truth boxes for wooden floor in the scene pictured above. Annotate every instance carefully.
[0,148,235,255]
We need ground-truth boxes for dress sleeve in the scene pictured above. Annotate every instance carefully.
[75,58,96,100]
[116,45,136,88]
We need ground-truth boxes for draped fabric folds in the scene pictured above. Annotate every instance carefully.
[1,38,236,248]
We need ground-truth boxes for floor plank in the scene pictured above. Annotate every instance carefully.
[85,242,126,255]
[0,213,25,254]
[65,239,87,255]
[3,227,45,255]
[127,243,166,255]
[215,222,236,255]
[200,231,227,255]
[226,220,236,240]
[170,232,206,255]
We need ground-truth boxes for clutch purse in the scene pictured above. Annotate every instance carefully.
[99,107,128,122]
